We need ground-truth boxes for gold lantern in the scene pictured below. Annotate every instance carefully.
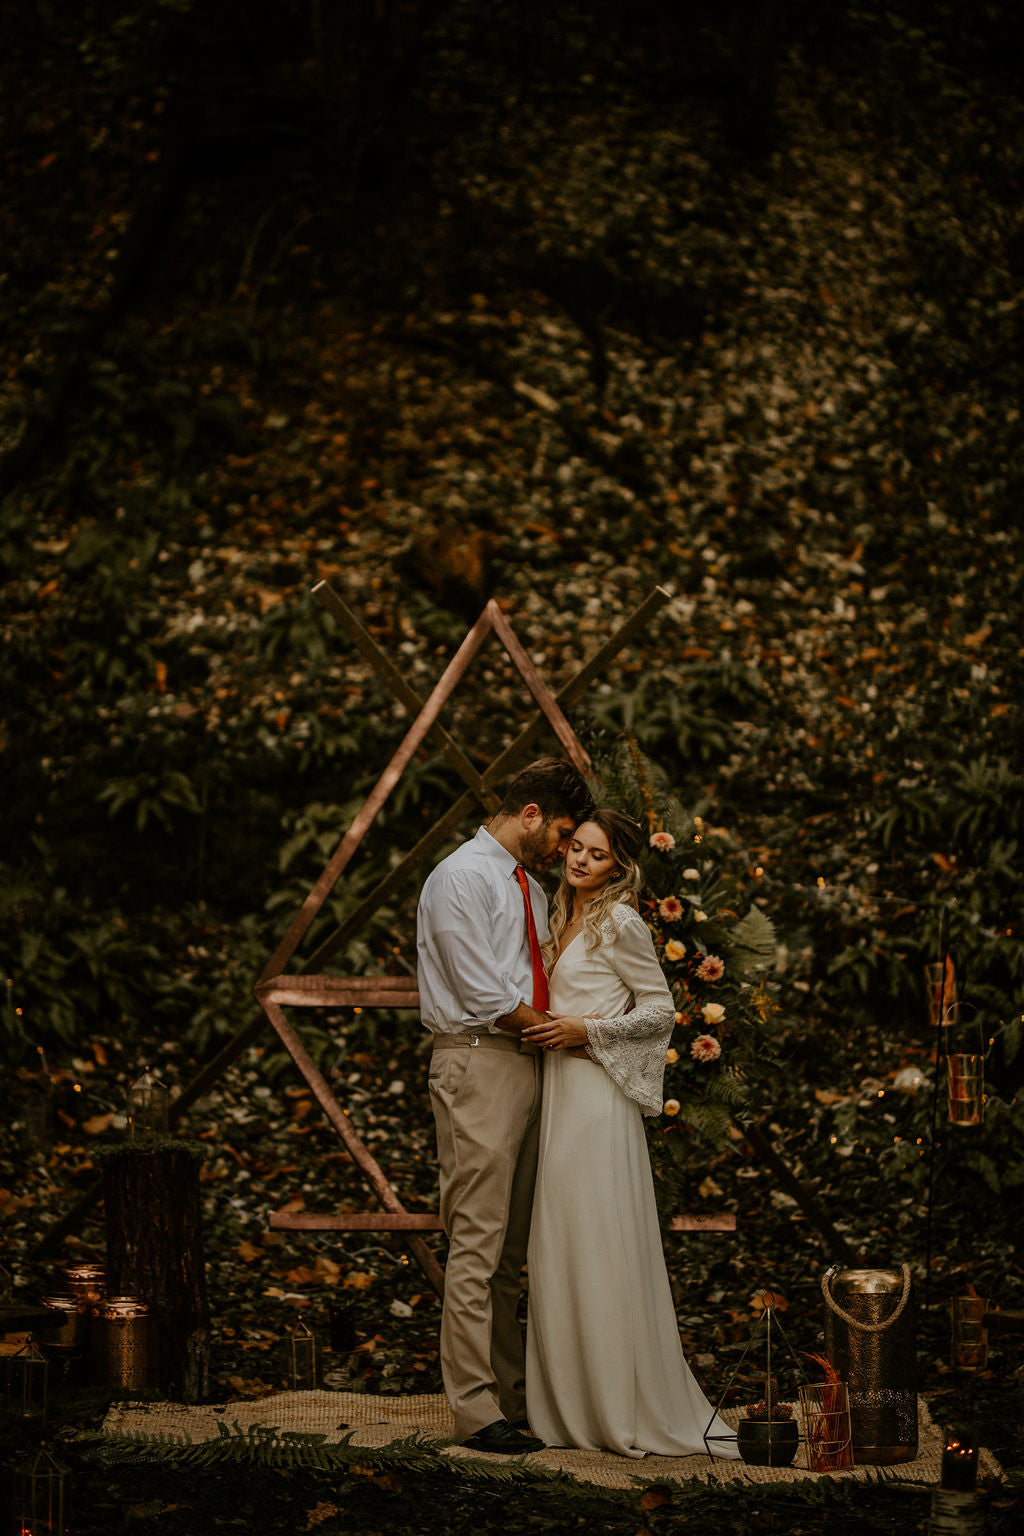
[2,1338,49,1419]
[126,1068,169,1139]
[89,1297,156,1390]
[15,1445,70,1536]
[288,1319,321,1390]
[822,1265,918,1465]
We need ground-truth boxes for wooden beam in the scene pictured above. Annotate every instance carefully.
[302,585,673,972]
[260,996,445,1297]
[313,581,499,812]
[270,1213,444,1232]
[256,975,419,1009]
[669,1215,737,1232]
[258,602,497,984]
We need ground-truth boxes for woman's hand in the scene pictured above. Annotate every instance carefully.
[522,1013,590,1051]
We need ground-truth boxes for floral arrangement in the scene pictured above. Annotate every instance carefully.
[590,737,780,1148]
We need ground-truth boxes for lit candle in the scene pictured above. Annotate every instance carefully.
[941,1424,979,1491]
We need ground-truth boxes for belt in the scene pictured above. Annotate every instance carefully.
[431,1032,539,1055]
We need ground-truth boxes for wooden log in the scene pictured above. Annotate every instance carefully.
[102,1144,210,1402]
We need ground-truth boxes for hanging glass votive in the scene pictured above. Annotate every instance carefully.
[288,1319,321,1390]
[16,1445,71,1536]
[947,1054,984,1127]
[925,958,958,1031]
[950,1295,989,1369]
[2,1337,49,1418]
[126,1068,170,1139]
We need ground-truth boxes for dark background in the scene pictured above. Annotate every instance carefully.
[2,2,1023,1530]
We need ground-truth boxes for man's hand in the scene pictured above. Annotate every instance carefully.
[521,1013,589,1051]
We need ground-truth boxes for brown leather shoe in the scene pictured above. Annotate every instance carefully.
[462,1419,544,1455]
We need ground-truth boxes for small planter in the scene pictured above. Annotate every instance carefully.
[736,1416,800,1467]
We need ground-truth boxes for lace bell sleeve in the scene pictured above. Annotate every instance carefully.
[584,906,676,1116]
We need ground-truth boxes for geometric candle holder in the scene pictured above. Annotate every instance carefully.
[16,1445,71,1536]
[288,1319,320,1390]
[2,1338,49,1419]
[126,1068,170,1140]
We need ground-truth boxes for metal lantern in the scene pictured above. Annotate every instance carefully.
[947,1054,984,1128]
[126,1067,169,1139]
[822,1265,918,1465]
[64,1263,106,1315]
[90,1297,156,1390]
[2,1338,49,1418]
[288,1319,321,1390]
[15,1445,70,1536]
[39,1297,87,1355]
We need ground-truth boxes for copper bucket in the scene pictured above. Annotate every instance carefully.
[90,1297,157,1389]
[823,1265,918,1464]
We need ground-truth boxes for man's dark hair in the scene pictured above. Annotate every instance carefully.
[498,756,594,824]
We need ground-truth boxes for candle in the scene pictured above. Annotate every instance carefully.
[941,1426,979,1491]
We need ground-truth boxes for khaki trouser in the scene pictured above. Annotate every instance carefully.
[429,1032,542,1437]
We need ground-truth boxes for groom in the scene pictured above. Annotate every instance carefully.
[417,757,593,1454]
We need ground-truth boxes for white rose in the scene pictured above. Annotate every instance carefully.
[702,1002,726,1025]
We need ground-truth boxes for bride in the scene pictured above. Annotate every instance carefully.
[521,808,738,1459]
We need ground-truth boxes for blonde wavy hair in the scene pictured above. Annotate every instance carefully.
[542,807,645,969]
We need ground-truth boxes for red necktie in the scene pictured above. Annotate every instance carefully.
[514,865,549,1013]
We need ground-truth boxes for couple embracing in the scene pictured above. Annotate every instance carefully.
[417,757,737,1459]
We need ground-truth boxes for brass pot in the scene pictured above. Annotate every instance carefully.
[736,1418,799,1467]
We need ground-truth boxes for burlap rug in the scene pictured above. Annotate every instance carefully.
[100,1391,998,1491]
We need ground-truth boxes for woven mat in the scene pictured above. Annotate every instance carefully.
[101,1392,1000,1491]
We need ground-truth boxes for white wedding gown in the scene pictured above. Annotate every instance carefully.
[525,917,738,1459]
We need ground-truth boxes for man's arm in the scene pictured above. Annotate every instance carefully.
[425,868,530,1028]
[495,1001,548,1036]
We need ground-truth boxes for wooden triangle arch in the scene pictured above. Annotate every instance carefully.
[254,582,673,1295]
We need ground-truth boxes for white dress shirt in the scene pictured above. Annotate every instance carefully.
[416,826,549,1034]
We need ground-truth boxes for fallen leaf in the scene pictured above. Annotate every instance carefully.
[305,1503,340,1530]
[82,1113,114,1136]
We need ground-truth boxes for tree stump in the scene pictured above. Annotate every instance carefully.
[102,1144,210,1401]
